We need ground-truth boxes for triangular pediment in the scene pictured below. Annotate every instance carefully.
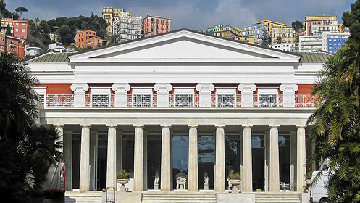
[70,29,300,62]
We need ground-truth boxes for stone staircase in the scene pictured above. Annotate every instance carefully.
[64,191,102,203]
[255,192,301,203]
[142,191,217,203]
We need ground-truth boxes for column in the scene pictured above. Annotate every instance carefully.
[112,83,130,107]
[161,125,171,191]
[269,125,280,192]
[242,126,253,192]
[143,131,148,190]
[116,131,122,176]
[296,126,306,192]
[238,84,256,107]
[188,125,198,191]
[215,125,225,192]
[70,84,89,107]
[80,125,91,192]
[55,125,64,152]
[64,129,72,191]
[280,84,298,107]
[290,130,297,191]
[106,125,117,188]
[154,84,172,107]
[196,83,214,107]
[133,125,144,191]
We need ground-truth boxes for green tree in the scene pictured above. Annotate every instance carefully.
[276,36,282,44]
[0,54,61,202]
[308,1,360,202]
[15,6,28,17]
[291,20,304,32]
[56,24,74,45]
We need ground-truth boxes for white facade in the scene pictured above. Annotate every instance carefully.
[113,15,142,42]
[28,30,321,203]
[321,32,350,53]
[299,36,322,52]
[271,43,296,52]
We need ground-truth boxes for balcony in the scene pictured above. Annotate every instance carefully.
[39,94,317,108]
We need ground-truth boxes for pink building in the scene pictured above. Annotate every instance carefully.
[0,18,28,39]
[142,15,170,37]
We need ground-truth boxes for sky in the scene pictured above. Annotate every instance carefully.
[4,0,357,30]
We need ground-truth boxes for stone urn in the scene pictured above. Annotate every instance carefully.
[117,179,129,192]
[229,179,241,193]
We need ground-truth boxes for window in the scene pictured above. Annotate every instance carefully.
[92,95,109,107]
[91,88,111,107]
[174,88,194,107]
[257,88,278,107]
[216,89,236,107]
[132,88,152,107]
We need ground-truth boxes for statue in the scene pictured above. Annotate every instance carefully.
[204,172,209,190]
[154,171,160,190]
[176,170,186,190]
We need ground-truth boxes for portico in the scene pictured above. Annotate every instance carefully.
[48,107,310,193]
[28,29,325,202]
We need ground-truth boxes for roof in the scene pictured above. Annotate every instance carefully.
[29,53,70,62]
[297,52,330,63]
[27,52,329,64]
[68,28,300,57]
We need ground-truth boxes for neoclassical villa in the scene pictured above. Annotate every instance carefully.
[27,29,327,203]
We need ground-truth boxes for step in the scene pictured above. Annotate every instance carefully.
[143,191,217,203]
[255,192,300,203]
[65,191,102,203]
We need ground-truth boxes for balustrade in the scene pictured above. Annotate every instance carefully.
[40,93,316,108]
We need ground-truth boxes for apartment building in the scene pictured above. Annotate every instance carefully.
[299,35,322,52]
[102,7,131,35]
[113,15,142,42]
[142,15,170,37]
[271,27,296,45]
[0,18,28,39]
[257,20,287,37]
[321,32,350,54]
[0,34,25,60]
[74,30,103,49]
[304,15,338,36]
[242,23,265,42]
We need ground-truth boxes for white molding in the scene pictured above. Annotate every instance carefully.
[112,83,130,92]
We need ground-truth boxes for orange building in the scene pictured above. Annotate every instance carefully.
[74,30,103,49]
[142,15,170,37]
[0,34,25,60]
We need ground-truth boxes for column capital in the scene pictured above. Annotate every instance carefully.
[215,125,226,128]
[280,83,298,92]
[106,124,118,128]
[188,124,198,128]
[54,124,64,128]
[238,83,256,92]
[133,124,144,128]
[160,124,172,128]
[196,83,214,92]
[154,83,172,93]
[269,124,280,129]
[112,83,130,93]
[296,125,306,129]
[242,124,253,128]
[81,124,91,128]
[70,83,89,92]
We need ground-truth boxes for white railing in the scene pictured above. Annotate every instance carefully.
[253,94,283,107]
[46,94,74,107]
[41,93,316,108]
[295,94,317,107]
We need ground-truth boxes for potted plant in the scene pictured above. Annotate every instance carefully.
[228,170,241,193]
[117,169,130,192]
